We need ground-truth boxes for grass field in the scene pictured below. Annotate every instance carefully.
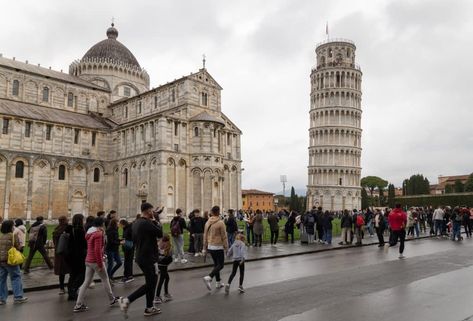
[25,218,341,267]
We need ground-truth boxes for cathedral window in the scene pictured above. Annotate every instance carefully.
[92,132,96,146]
[328,48,333,58]
[15,161,24,178]
[194,127,199,137]
[74,129,80,144]
[12,80,19,96]
[42,87,49,102]
[154,96,158,108]
[46,124,52,140]
[124,106,128,118]
[67,92,74,107]
[25,121,31,138]
[171,89,175,103]
[123,169,128,187]
[93,168,100,182]
[339,178,343,186]
[227,133,231,145]
[137,101,142,114]
[124,86,131,97]
[174,122,179,136]
[58,165,66,180]
[2,118,9,134]
[201,92,208,106]
[174,144,179,152]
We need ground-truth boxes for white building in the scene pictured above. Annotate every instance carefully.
[307,39,362,211]
[0,24,242,220]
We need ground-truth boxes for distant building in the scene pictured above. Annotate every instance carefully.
[430,175,470,195]
[242,189,274,212]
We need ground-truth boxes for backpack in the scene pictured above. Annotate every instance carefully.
[56,232,70,255]
[170,219,181,237]
[307,215,315,225]
[356,215,365,227]
[28,224,43,242]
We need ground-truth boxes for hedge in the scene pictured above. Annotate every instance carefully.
[395,193,473,207]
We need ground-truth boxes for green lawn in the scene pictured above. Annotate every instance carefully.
[25,218,342,267]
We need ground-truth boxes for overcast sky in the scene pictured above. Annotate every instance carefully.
[1,0,472,194]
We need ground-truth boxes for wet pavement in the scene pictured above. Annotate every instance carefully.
[3,236,473,321]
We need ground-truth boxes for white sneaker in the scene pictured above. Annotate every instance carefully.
[181,258,188,264]
[88,281,96,289]
[118,297,130,315]
[225,284,230,294]
[173,258,179,263]
[399,254,405,259]
[194,253,199,257]
[203,276,212,291]
[216,281,224,289]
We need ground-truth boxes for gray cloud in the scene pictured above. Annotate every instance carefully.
[1,0,472,193]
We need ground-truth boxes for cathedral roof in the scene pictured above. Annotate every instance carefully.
[190,111,225,125]
[82,24,141,68]
[0,99,111,130]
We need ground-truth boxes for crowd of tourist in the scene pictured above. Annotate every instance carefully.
[0,203,471,316]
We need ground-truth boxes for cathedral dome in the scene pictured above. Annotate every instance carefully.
[82,24,141,68]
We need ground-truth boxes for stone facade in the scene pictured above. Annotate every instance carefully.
[0,24,242,221]
[307,39,362,211]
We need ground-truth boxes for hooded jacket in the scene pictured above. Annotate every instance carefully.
[203,216,228,250]
[388,208,407,232]
[85,227,105,268]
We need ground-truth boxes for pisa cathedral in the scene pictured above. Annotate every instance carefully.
[0,24,242,220]
[307,39,362,211]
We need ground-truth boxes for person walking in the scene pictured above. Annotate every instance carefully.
[13,219,26,253]
[285,211,296,243]
[316,208,324,243]
[267,211,280,245]
[0,220,28,304]
[23,216,53,274]
[374,209,386,247]
[73,217,118,312]
[354,210,365,246]
[52,216,71,295]
[225,232,248,294]
[388,204,408,259]
[451,207,463,241]
[433,206,445,237]
[244,211,254,246]
[303,211,316,244]
[253,210,264,247]
[119,219,134,283]
[119,203,163,317]
[339,210,353,245]
[225,210,239,248]
[202,206,228,291]
[322,211,333,245]
[190,209,205,256]
[106,218,122,282]
[154,234,173,304]
[66,214,87,301]
[462,207,472,238]
[170,209,187,264]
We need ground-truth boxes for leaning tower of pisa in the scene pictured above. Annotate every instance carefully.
[307,39,362,211]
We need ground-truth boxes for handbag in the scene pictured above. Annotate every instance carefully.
[8,233,25,266]
[56,232,70,255]
[124,240,133,250]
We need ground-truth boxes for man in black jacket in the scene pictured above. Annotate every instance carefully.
[339,210,353,245]
[119,203,163,317]
[23,216,53,273]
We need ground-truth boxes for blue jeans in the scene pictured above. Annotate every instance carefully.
[323,229,332,244]
[228,233,235,247]
[0,265,24,301]
[106,250,122,279]
[413,223,420,237]
[452,222,461,241]
[172,235,184,259]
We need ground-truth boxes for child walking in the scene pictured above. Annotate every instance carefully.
[225,232,248,294]
[154,235,173,304]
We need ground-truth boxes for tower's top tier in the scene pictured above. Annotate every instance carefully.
[315,39,359,71]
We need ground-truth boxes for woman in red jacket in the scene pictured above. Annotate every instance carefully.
[73,217,118,313]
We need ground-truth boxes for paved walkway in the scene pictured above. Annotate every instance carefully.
[22,232,436,291]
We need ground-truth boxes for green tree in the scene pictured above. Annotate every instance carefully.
[454,179,465,193]
[445,184,454,194]
[361,176,388,198]
[387,183,395,208]
[402,174,430,195]
[361,187,369,210]
[465,173,473,192]
[289,187,301,212]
